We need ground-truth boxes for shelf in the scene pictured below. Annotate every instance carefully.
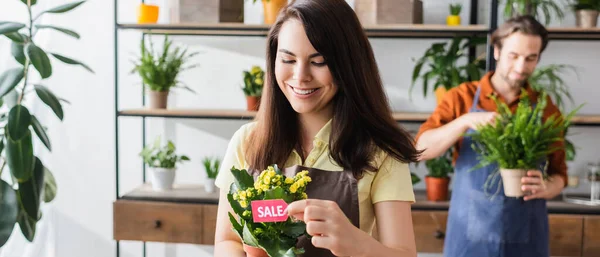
[117,23,489,38]
[547,27,600,40]
[120,184,219,204]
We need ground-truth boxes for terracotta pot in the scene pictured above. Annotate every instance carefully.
[434,86,447,105]
[425,176,450,201]
[499,168,527,197]
[246,96,261,111]
[243,244,268,257]
[137,4,159,24]
[576,10,599,28]
[149,90,169,109]
[446,15,461,26]
[262,0,287,24]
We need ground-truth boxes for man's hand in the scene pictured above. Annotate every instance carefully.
[522,170,564,201]
[459,112,498,130]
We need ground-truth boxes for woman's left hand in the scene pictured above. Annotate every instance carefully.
[286,199,366,257]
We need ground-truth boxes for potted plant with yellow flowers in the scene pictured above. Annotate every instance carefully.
[242,65,264,111]
[447,3,462,26]
[228,165,312,257]
[469,90,582,197]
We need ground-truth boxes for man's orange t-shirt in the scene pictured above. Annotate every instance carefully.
[415,71,568,186]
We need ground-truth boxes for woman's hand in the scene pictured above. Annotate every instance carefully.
[286,199,367,257]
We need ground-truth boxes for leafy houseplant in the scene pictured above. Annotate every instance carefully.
[202,157,220,193]
[424,149,454,201]
[503,0,567,25]
[249,0,287,25]
[410,36,486,104]
[131,34,198,109]
[447,3,462,26]
[0,0,91,247]
[139,137,190,191]
[570,0,600,27]
[228,165,311,257]
[242,65,265,111]
[469,90,582,197]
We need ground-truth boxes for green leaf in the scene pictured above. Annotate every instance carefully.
[242,222,259,247]
[31,115,51,151]
[227,191,245,215]
[34,85,63,120]
[264,187,294,203]
[40,1,86,15]
[11,41,26,65]
[0,180,19,247]
[0,22,26,35]
[25,43,53,79]
[21,0,37,6]
[17,205,36,242]
[230,167,254,190]
[0,68,24,98]
[18,157,45,220]
[8,105,32,140]
[43,168,57,203]
[228,212,243,237]
[5,32,28,43]
[50,53,94,73]
[281,221,306,238]
[35,25,80,39]
[6,129,35,182]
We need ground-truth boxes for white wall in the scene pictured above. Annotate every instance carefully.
[0,0,598,257]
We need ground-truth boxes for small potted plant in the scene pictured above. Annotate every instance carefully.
[228,165,311,257]
[202,157,220,193]
[137,3,159,24]
[503,0,566,25]
[469,90,582,197]
[571,0,600,28]
[131,35,198,109]
[447,3,462,26]
[424,150,454,201]
[140,136,190,191]
[410,36,486,104]
[250,0,288,24]
[242,65,265,111]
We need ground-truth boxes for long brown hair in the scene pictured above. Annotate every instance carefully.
[245,0,421,178]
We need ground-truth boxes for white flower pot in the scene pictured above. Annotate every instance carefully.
[150,167,176,191]
[499,168,527,197]
[576,10,599,28]
[204,178,216,193]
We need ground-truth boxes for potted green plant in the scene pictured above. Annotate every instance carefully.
[228,165,311,257]
[202,156,220,193]
[249,0,287,25]
[570,0,600,27]
[447,3,462,26]
[0,0,90,247]
[469,90,582,197]
[503,0,567,25]
[140,136,190,191]
[131,34,198,109]
[242,65,265,111]
[424,149,454,201]
[410,36,486,104]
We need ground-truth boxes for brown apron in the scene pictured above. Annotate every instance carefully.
[283,165,360,257]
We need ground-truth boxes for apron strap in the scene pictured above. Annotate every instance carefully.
[470,85,482,111]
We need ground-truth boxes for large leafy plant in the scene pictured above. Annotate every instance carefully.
[228,165,310,257]
[503,0,567,25]
[131,35,198,93]
[0,0,91,247]
[469,90,582,171]
[139,136,190,169]
[410,36,486,100]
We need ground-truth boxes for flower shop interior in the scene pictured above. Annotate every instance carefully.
[1,0,600,257]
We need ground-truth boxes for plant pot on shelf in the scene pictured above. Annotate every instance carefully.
[243,244,268,257]
[204,178,216,193]
[246,96,261,111]
[576,10,599,28]
[499,168,527,197]
[149,90,169,109]
[425,176,450,201]
[262,0,287,25]
[434,86,448,105]
[137,4,159,24]
[446,15,461,26]
[150,167,176,191]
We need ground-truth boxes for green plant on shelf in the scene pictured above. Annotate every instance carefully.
[203,156,221,179]
[450,3,462,15]
[242,65,265,97]
[425,150,454,178]
[0,0,92,247]
[503,0,568,25]
[131,34,199,93]
[140,136,190,169]
[570,0,600,10]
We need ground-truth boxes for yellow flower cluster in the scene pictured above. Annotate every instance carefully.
[253,166,284,193]
[289,170,311,194]
[232,187,257,208]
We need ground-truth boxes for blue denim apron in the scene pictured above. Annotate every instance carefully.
[442,86,549,257]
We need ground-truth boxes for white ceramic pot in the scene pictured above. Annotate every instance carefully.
[150,167,176,191]
[576,10,599,28]
[499,168,527,197]
[204,178,216,193]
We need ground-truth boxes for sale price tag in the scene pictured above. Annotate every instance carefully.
[251,199,289,223]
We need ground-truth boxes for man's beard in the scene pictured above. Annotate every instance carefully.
[500,71,528,90]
